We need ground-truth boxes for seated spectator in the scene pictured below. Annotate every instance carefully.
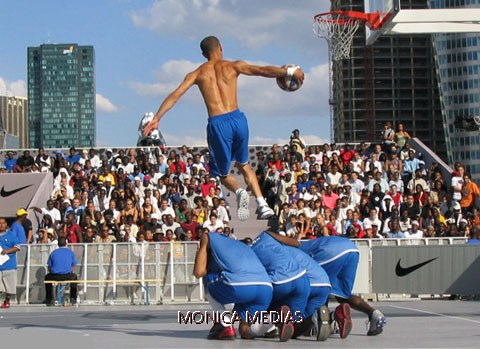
[94,226,117,243]
[460,173,480,213]
[191,196,207,225]
[400,194,420,221]
[399,210,412,233]
[429,179,447,206]
[44,237,78,306]
[363,208,382,230]
[162,214,180,234]
[369,183,385,210]
[367,170,389,193]
[407,169,429,195]
[386,219,405,238]
[202,213,224,232]
[321,185,339,212]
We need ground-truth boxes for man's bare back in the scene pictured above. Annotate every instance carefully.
[194,60,240,117]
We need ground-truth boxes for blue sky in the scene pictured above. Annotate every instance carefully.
[0,0,331,147]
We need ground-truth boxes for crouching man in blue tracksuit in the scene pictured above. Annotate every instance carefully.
[300,236,387,337]
[193,232,292,341]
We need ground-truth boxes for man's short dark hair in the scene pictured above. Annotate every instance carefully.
[200,36,220,58]
[58,237,67,247]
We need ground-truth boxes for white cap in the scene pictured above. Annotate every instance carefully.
[411,220,419,226]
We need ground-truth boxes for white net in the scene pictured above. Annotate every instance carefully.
[313,13,361,61]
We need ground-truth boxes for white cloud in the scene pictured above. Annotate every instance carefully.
[250,134,330,146]
[131,0,330,51]
[129,59,331,119]
[96,93,118,113]
[0,77,27,97]
[129,60,201,100]
[163,132,207,147]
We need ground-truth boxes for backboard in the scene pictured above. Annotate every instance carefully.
[365,0,400,46]
[365,0,480,46]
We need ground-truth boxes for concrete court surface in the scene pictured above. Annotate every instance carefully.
[0,300,479,349]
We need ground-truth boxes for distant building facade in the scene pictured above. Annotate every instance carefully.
[430,0,480,180]
[330,0,446,160]
[28,44,95,148]
[0,95,28,149]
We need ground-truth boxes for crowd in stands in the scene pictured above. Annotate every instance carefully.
[1,123,479,244]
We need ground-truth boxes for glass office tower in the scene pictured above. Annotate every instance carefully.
[28,44,95,148]
[430,0,480,180]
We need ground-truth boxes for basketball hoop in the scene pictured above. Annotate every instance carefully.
[313,11,381,60]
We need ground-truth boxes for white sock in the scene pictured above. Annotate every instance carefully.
[235,188,243,196]
[256,197,267,207]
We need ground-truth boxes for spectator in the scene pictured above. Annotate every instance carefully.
[0,217,20,308]
[10,209,28,244]
[65,147,81,166]
[382,122,396,153]
[403,150,421,183]
[407,169,429,194]
[94,226,117,243]
[290,129,306,159]
[162,214,181,234]
[15,150,35,172]
[460,173,480,213]
[405,220,424,239]
[321,186,338,211]
[35,147,52,171]
[203,213,224,232]
[4,151,17,172]
[400,194,420,221]
[394,123,411,149]
[44,237,78,306]
[386,220,405,238]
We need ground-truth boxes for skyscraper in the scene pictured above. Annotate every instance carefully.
[430,0,480,180]
[28,44,95,148]
[330,0,446,159]
[0,95,28,149]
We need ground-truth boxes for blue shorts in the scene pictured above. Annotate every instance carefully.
[207,109,249,177]
[206,280,272,322]
[320,252,359,299]
[270,275,310,321]
[305,286,330,318]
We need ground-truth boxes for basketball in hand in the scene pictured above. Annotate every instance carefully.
[276,64,303,92]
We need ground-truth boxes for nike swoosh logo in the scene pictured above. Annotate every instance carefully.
[0,184,33,197]
[395,257,438,277]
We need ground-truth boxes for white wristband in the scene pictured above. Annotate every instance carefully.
[286,65,299,78]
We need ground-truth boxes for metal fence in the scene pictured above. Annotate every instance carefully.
[17,241,203,305]
[15,237,468,305]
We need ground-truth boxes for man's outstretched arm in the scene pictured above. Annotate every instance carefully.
[233,60,305,82]
[143,70,198,136]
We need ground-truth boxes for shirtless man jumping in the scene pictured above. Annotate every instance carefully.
[143,36,304,221]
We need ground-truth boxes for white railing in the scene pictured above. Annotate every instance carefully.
[16,241,203,305]
[15,237,468,305]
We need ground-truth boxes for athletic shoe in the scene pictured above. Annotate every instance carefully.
[278,305,294,342]
[207,323,236,340]
[1,300,10,309]
[367,309,386,336]
[263,326,279,338]
[316,305,331,341]
[236,189,250,221]
[334,303,352,339]
[258,205,274,219]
